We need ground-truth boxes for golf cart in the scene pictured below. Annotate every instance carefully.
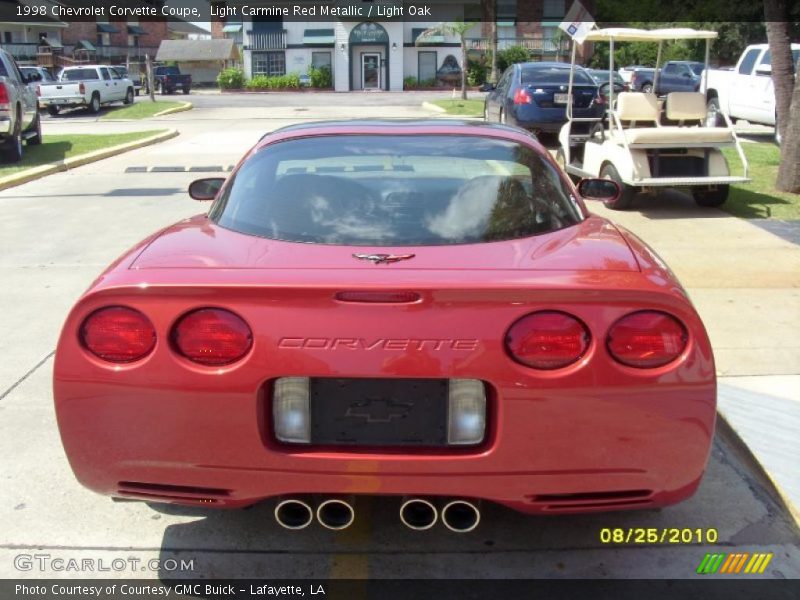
[557,28,750,209]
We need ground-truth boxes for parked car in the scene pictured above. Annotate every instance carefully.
[148,65,191,95]
[54,120,716,527]
[18,66,55,86]
[484,62,603,135]
[0,49,41,162]
[706,43,800,144]
[38,65,134,115]
[111,65,143,96]
[585,68,628,102]
[629,61,705,94]
[618,65,649,84]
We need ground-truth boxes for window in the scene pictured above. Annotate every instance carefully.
[521,65,593,85]
[543,0,565,18]
[211,135,582,246]
[3,32,11,44]
[737,48,761,75]
[311,51,331,71]
[252,51,285,76]
[418,51,437,83]
[61,68,100,81]
[100,68,111,80]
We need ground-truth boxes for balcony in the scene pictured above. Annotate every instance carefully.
[245,30,287,51]
[1,42,158,65]
[0,43,40,61]
[465,36,570,55]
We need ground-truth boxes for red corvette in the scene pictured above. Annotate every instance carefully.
[54,121,715,532]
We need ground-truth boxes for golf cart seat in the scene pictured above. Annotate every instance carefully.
[610,92,734,145]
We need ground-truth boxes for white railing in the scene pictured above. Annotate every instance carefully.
[245,30,287,50]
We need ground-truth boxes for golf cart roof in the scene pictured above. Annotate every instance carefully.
[582,28,718,42]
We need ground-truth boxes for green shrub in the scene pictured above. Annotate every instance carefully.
[245,73,301,90]
[217,67,245,89]
[403,76,418,89]
[420,78,437,87]
[308,65,333,88]
[467,58,486,86]
[498,46,531,71]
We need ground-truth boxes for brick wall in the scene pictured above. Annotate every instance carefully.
[210,2,226,39]
[60,21,98,46]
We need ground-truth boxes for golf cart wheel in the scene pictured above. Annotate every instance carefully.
[599,163,635,210]
[47,105,60,116]
[693,185,729,208]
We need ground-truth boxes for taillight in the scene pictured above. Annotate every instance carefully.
[606,311,688,368]
[171,308,252,366]
[513,88,532,105]
[0,84,8,105]
[79,82,85,95]
[505,311,590,370]
[80,306,156,363]
[35,84,41,97]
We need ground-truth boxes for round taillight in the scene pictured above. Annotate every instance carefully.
[172,308,252,366]
[607,311,688,368]
[505,311,590,370]
[80,306,156,363]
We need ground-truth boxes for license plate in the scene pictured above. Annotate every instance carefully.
[309,378,448,446]
[554,93,570,104]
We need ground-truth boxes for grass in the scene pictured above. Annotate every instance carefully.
[430,98,485,117]
[722,143,800,220]
[0,130,166,178]
[100,100,187,120]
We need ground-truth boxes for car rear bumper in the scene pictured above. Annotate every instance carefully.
[40,97,86,107]
[512,105,603,132]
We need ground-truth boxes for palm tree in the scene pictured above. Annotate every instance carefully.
[416,21,474,100]
[764,0,799,191]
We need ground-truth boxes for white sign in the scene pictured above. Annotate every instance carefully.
[559,1,595,44]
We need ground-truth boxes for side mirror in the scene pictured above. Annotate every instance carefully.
[577,178,621,202]
[755,65,771,76]
[188,177,225,201]
[480,82,496,92]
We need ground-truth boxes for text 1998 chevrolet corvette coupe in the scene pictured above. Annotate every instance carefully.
[54,120,715,532]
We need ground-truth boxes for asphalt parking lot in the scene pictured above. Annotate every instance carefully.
[1,94,798,581]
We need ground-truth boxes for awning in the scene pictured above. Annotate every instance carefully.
[40,38,63,48]
[412,28,445,44]
[96,23,119,34]
[303,28,335,44]
[127,25,146,36]
[222,23,243,33]
[541,21,563,28]
[582,28,718,42]
[77,39,96,51]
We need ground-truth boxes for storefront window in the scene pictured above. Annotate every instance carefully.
[253,51,286,76]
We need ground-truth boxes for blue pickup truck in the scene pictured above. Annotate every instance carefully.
[628,61,704,94]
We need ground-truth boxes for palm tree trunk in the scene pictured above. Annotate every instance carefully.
[764,0,799,191]
[461,38,468,100]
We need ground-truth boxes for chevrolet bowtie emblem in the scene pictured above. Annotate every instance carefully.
[352,253,416,264]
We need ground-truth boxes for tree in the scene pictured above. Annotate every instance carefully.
[489,1,498,84]
[417,22,473,99]
[763,0,800,191]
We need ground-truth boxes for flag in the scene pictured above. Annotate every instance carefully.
[558,1,595,44]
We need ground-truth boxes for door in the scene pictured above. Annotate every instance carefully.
[362,53,380,90]
[108,66,125,100]
[729,47,762,121]
[418,51,437,86]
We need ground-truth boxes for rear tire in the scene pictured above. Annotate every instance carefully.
[693,185,729,207]
[182,86,191,95]
[2,110,23,163]
[641,82,653,93]
[88,93,101,114]
[599,163,635,210]
[706,97,724,128]
[47,105,60,117]
[124,87,134,105]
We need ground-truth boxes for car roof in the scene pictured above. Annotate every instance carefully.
[257,119,540,148]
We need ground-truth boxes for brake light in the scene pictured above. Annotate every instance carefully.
[35,84,41,97]
[0,83,8,105]
[171,308,252,366]
[505,311,590,370]
[80,306,156,363]
[606,311,688,368]
[79,82,85,95]
[513,88,532,104]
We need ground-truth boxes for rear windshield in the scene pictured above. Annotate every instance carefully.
[688,63,705,75]
[61,69,99,81]
[157,66,180,75]
[521,66,594,85]
[211,135,583,246]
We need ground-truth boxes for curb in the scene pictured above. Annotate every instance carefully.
[422,101,447,113]
[0,129,179,192]
[153,101,193,117]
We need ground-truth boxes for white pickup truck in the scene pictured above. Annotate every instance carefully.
[38,65,134,116]
[706,43,800,141]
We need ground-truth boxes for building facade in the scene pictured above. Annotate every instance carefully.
[211,0,579,91]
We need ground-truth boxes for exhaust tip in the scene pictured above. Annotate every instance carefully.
[274,499,313,530]
[400,498,438,531]
[316,499,355,530]
[441,500,480,533]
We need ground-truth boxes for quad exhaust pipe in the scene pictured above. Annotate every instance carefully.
[441,500,480,533]
[274,498,314,530]
[316,498,355,530]
[399,498,438,530]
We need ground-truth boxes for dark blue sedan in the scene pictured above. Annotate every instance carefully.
[484,62,603,135]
